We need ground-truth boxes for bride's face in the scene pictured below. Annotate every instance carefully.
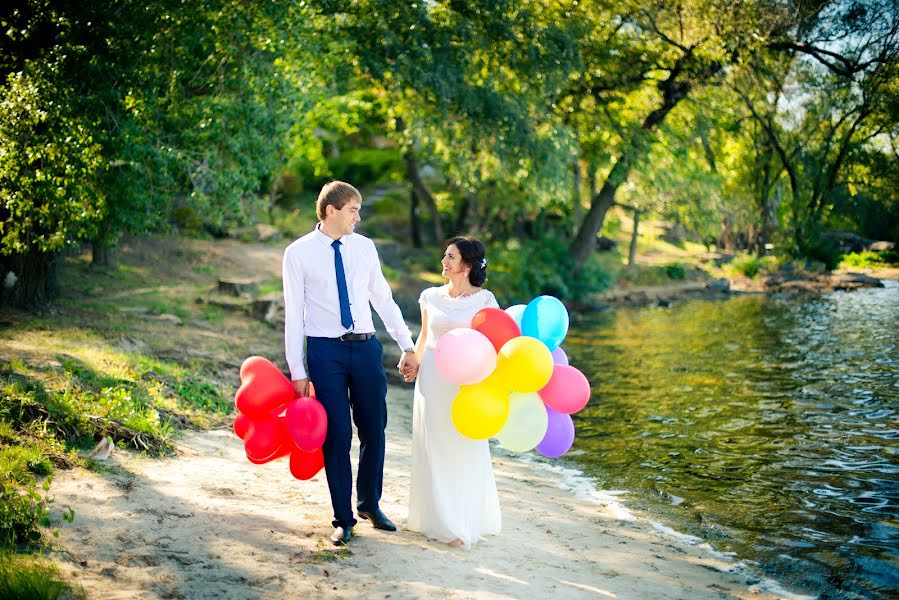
[441,244,469,279]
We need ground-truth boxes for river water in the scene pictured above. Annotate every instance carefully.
[566,280,898,599]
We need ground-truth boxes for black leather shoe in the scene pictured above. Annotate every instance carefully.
[330,526,352,546]
[357,507,397,532]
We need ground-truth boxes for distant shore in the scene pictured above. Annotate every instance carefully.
[581,267,897,310]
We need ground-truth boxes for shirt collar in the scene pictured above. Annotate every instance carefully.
[314,222,348,246]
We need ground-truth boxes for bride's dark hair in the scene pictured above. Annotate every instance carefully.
[446,236,487,287]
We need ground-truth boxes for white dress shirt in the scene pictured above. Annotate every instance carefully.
[282,226,414,380]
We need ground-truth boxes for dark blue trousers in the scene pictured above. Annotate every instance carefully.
[307,336,388,528]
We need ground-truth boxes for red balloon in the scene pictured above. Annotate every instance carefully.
[285,396,328,452]
[244,416,290,462]
[235,356,294,418]
[247,442,291,464]
[538,365,591,414]
[289,448,325,480]
[471,308,521,352]
[233,413,253,440]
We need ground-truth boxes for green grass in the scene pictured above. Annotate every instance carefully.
[0,552,77,600]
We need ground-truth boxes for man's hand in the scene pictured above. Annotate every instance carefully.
[397,352,419,383]
[292,378,310,398]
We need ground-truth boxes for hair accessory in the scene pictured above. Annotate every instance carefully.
[481,258,487,268]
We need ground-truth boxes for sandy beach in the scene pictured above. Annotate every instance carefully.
[44,380,806,600]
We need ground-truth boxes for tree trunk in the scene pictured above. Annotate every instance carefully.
[409,188,422,248]
[455,193,475,235]
[1,248,59,309]
[570,154,636,264]
[628,208,641,271]
[572,160,583,236]
[91,240,118,269]
[570,49,710,264]
[404,149,444,245]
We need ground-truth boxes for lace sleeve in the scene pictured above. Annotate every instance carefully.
[484,289,500,309]
[418,287,432,309]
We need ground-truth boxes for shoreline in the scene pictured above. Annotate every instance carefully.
[47,382,799,600]
[580,267,898,310]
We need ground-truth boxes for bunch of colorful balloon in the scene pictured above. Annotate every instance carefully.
[232,356,328,480]
[435,296,590,458]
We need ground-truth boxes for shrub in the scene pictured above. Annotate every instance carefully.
[841,249,899,268]
[664,262,687,280]
[487,235,612,305]
[0,479,51,548]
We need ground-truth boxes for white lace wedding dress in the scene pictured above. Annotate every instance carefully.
[407,285,502,548]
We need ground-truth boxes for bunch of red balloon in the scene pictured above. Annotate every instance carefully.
[232,356,328,480]
[434,295,591,458]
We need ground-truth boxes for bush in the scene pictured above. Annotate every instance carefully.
[664,262,687,280]
[487,235,612,305]
[841,249,899,268]
[0,479,51,548]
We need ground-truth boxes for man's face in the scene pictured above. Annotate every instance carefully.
[327,197,362,236]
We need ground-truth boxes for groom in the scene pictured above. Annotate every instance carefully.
[282,181,419,546]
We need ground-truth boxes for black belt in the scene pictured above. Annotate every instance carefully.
[338,332,374,341]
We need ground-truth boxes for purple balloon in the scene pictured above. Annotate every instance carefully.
[535,405,575,458]
[551,347,569,366]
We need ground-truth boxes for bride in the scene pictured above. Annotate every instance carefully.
[402,236,502,548]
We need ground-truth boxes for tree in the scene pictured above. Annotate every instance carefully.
[734,0,899,257]
[1,1,302,306]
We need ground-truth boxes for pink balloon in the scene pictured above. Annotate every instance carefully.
[434,328,498,385]
[285,396,328,452]
[551,347,569,366]
[538,365,591,414]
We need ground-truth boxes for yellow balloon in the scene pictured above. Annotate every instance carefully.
[494,336,554,393]
[451,381,510,440]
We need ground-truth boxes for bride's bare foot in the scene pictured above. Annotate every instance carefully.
[448,538,463,548]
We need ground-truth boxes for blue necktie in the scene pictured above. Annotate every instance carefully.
[332,240,353,330]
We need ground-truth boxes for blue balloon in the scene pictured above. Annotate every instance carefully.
[520,295,569,351]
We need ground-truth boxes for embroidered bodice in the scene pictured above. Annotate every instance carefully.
[418,285,499,349]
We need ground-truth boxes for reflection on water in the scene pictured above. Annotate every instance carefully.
[568,280,899,599]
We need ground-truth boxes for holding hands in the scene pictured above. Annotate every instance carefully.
[398,350,419,383]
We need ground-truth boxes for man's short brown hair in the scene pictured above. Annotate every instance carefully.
[316,181,362,221]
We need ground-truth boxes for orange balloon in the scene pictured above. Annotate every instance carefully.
[289,448,325,480]
[235,356,294,417]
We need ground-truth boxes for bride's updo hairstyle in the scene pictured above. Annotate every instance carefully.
[446,236,488,287]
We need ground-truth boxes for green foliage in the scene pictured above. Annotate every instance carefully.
[0,447,52,484]
[328,148,404,188]
[802,236,844,271]
[0,552,71,600]
[841,250,899,268]
[176,379,230,414]
[487,235,611,305]
[663,263,688,280]
[0,476,51,549]
[731,254,763,278]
